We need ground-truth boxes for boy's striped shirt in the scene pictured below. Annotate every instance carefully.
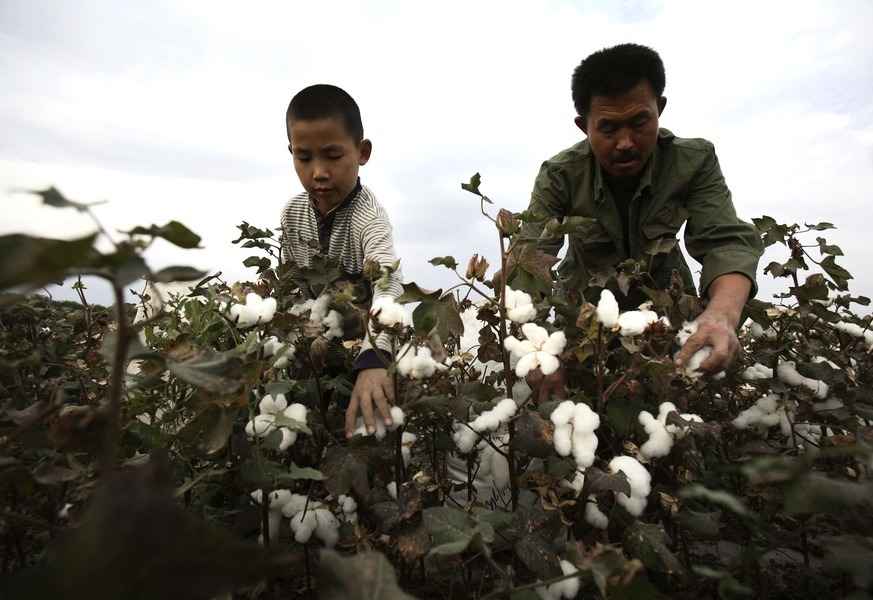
[280,181,402,360]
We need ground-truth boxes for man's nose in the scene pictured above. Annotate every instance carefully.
[615,130,635,151]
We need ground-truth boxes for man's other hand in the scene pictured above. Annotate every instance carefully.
[345,368,394,439]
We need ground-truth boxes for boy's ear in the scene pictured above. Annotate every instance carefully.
[287,143,293,155]
[574,115,588,135]
[657,96,667,115]
[358,139,372,165]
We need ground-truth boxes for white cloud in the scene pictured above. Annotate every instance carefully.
[1,0,871,306]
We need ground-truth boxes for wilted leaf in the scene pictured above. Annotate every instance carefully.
[318,550,417,600]
[676,508,722,539]
[820,255,853,290]
[167,350,242,393]
[513,244,559,287]
[584,467,632,498]
[515,533,562,579]
[511,411,555,458]
[33,463,80,485]
[423,506,493,557]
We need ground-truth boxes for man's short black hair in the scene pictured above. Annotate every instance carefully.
[286,84,364,142]
[571,43,665,118]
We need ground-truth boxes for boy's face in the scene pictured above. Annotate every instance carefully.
[287,117,371,212]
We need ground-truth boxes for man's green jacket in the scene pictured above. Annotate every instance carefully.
[526,128,763,305]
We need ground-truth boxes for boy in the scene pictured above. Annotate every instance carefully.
[280,84,402,439]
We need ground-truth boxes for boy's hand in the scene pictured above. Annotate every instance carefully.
[345,368,394,439]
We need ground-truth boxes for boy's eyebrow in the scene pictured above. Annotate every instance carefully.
[320,143,346,152]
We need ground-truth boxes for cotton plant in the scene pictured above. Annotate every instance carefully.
[452,399,518,453]
[352,405,406,440]
[453,306,503,375]
[595,289,620,328]
[244,393,309,451]
[290,294,343,340]
[503,323,567,378]
[535,559,580,600]
[262,335,295,369]
[637,402,703,460]
[504,287,537,323]
[228,292,277,328]
[596,290,665,337]
[446,433,512,503]
[550,401,600,477]
[732,393,785,430]
[584,496,610,529]
[609,455,652,517]
[744,318,778,340]
[396,343,446,379]
[777,361,828,399]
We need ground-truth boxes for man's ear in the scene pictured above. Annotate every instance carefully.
[358,139,373,165]
[658,96,667,115]
[287,143,293,155]
[574,115,588,135]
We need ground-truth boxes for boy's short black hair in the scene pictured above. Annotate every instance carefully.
[571,43,665,118]
[286,84,364,142]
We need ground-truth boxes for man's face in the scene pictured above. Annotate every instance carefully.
[577,80,665,178]
[288,117,371,211]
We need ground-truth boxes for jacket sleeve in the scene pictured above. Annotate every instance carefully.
[523,162,570,257]
[683,142,764,297]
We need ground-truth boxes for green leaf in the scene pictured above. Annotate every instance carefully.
[0,233,98,290]
[461,172,485,199]
[423,506,493,557]
[317,550,417,600]
[321,445,370,497]
[784,474,873,515]
[428,256,459,270]
[680,484,750,517]
[623,521,687,578]
[271,412,312,435]
[151,266,208,283]
[692,566,754,598]
[806,221,836,231]
[125,221,202,249]
[288,463,325,481]
[28,186,107,211]
[820,255,853,290]
[397,282,442,304]
[167,350,242,393]
[240,458,322,487]
[515,533,561,579]
[816,237,843,256]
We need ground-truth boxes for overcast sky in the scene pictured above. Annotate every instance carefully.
[2,0,872,307]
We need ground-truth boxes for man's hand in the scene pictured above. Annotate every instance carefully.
[345,368,394,439]
[526,367,567,404]
[675,272,751,373]
[674,310,739,373]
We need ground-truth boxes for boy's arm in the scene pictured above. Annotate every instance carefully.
[346,205,403,438]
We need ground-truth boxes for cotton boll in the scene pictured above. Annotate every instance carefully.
[638,411,673,459]
[280,494,311,518]
[742,363,774,381]
[548,560,580,599]
[596,289,620,328]
[277,428,298,451]
[618,309,659,337]
[553,423,573,456]
[314,508,340,548]
[585,496,609,529]
[401,432,417,466]
[390,406,405,428]
[246,414,276,438]
[371,297,409,327]
[283,403,308,424]
[541,331,567,356]
[339,495,357,515]
[571,432,598,468]
[777,361,828,399]
[684,347,712,378]
[387,481,398,500]
[494,398,518,420]
[571,403,600,433]
[535,583,560,600]
[551,401,576,426]
[609,456,651,516]
[290,510,318,544]
[322,310,343,339]
[453,423,479,454]
[505,288,537,324]
[757,394,780,414]
[536,352,561,376]
[676,321,698,346]
[259,393,287,415]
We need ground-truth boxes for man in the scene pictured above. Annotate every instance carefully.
[525,43,763,374]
